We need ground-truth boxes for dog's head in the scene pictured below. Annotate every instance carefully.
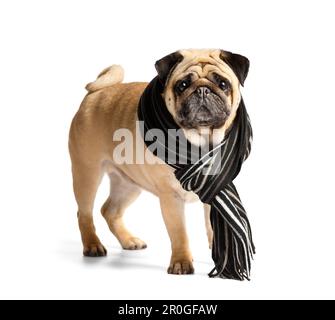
[155,49,249,145]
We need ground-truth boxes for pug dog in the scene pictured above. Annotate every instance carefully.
[69,49,249,275]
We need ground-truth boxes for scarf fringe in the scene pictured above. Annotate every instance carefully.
[209,198,255,281]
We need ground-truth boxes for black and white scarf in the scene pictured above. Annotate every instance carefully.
[138,77,255,280]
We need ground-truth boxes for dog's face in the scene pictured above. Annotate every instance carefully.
[155,49,249,145]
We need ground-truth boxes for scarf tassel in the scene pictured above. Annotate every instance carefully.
[209,202,255,280]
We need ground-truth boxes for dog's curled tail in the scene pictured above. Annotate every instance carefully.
[85,65,124,93]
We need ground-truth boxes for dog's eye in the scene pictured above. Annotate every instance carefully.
[176,80,189,93]
[213,73,230,91]
[220,80,227,90]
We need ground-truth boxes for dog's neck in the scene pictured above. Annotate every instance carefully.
[182,127,225,147]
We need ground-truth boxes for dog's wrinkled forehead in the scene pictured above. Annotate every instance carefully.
[155,49,249,87]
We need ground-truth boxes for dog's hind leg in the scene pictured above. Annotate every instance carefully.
[71,163,107,257]
[101,170,146,250]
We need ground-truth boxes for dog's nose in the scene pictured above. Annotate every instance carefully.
[196,87,211,98]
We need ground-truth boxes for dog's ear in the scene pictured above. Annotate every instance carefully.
[155,51,183,84]
[220,50,250,86]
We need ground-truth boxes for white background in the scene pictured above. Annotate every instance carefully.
[0,0,334,300]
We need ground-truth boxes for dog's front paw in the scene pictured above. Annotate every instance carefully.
[83,243,107,257]
[168,258,194,275]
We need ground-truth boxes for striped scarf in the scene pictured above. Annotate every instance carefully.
[138,77,255,280]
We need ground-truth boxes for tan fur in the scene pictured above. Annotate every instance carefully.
[85,65,124,92]
[204,204,213,249]
[69,50,240,274]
